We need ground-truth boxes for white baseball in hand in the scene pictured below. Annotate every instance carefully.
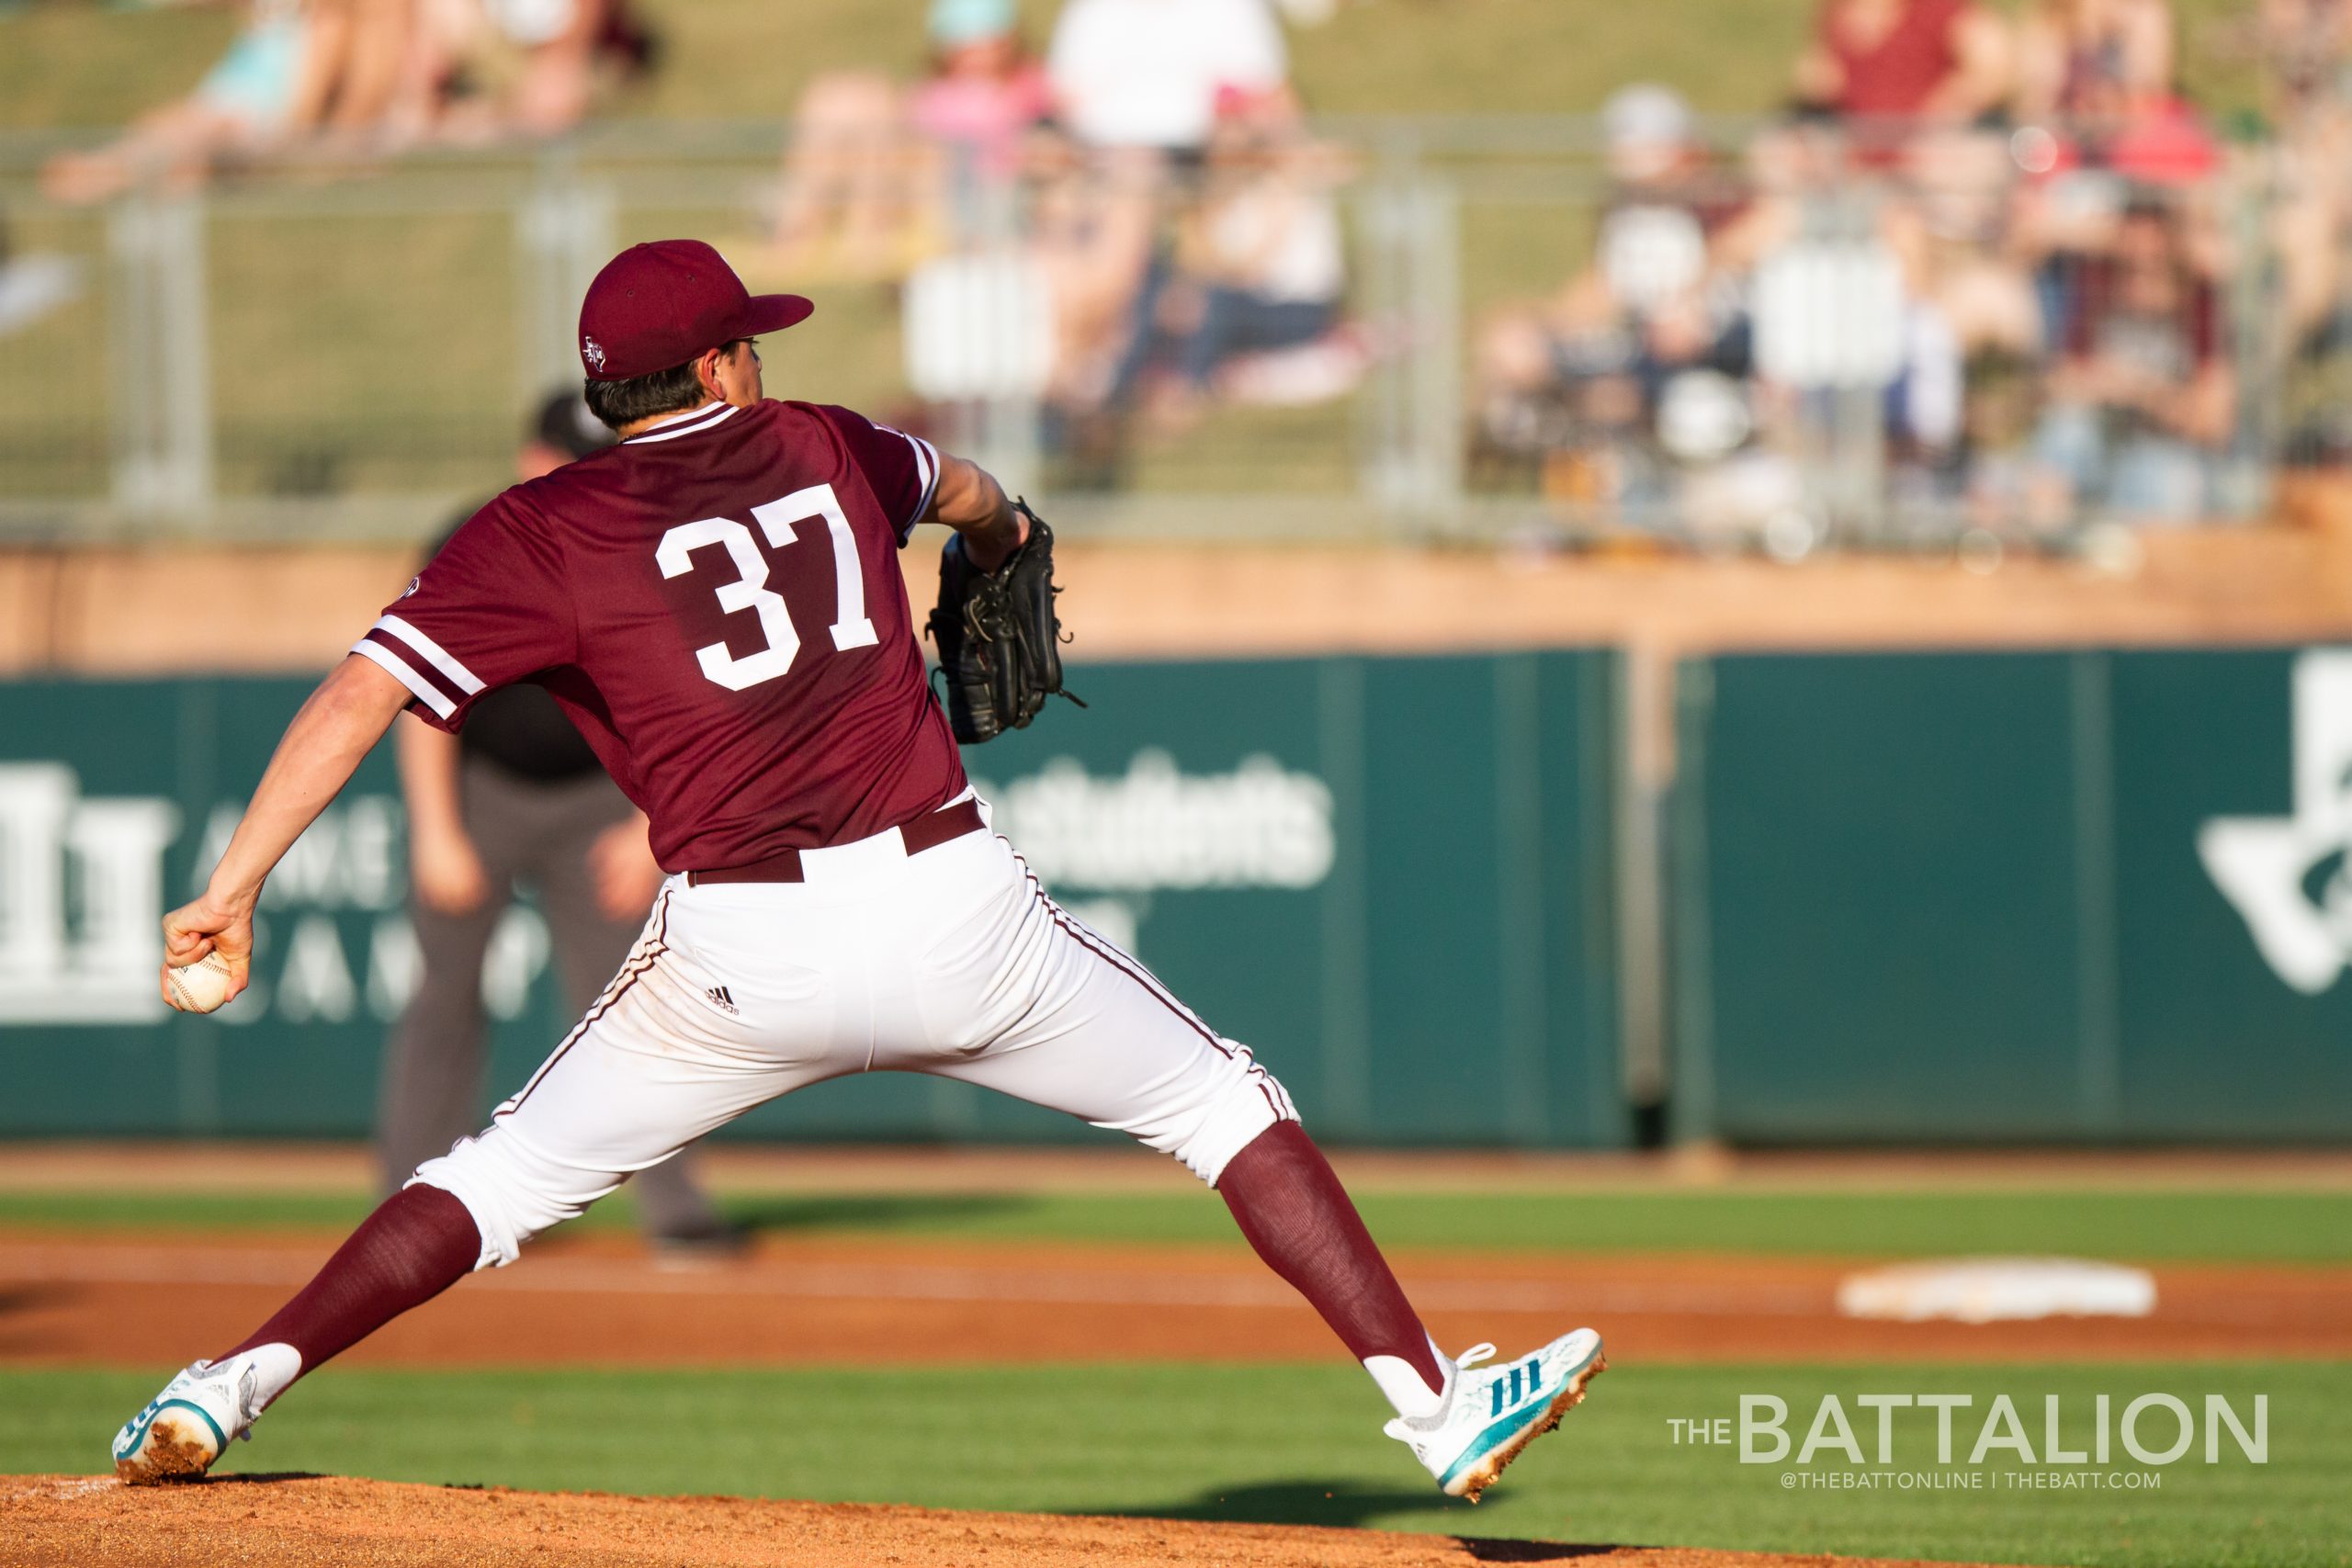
[165,952,236,1014]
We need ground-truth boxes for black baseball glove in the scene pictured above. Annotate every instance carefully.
[927,498,1081,744]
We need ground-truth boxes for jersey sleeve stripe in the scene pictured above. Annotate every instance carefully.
[351,637,458,719]
[360,626,469,708]
[899,431,940,542]
[374,614,485,694]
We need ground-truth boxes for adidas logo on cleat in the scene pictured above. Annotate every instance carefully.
[1489,1358,1546,1417]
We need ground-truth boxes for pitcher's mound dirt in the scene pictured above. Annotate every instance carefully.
[0,1473,1971,1568]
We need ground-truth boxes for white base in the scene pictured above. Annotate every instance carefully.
[1837,1258,2157,1324]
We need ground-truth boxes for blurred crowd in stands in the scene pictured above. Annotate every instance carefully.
[35,0,1358,474]
[1470,0,2346,536]
[40,0,658,203]
[753,0,1360,466]
[24,0,2352,533]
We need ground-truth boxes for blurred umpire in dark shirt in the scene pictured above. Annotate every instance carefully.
[379,391,734,1255]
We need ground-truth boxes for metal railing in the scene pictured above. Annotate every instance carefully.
[0,115,2319,547]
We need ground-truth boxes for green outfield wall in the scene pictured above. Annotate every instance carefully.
[1672,647,2352,1143]
[8,645,2347,1146]
[0,653,1628,1147]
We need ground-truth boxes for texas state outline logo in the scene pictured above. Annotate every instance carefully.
[2199,649,2352,994]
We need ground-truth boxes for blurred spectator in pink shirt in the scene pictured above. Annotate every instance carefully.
[911,0,1052,185]
[2014,0,2214,186]
[758,0,1053,281]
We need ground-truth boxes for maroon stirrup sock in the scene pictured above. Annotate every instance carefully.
[1216,1121,1444,1398]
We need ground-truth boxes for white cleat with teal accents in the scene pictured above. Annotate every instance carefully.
[1385,1329,1606,1502]
[111,1358,265,1484]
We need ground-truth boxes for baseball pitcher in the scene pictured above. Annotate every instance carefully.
[112,239,1602,1502]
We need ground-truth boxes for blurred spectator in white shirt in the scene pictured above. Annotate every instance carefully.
[1047,0,1288,152]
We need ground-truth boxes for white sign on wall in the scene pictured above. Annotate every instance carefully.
[967,751,1338,958]
[0,763,548,1028]
[0,764,177,1022]
[2199,649,2352,995]
[974,751,1336,892]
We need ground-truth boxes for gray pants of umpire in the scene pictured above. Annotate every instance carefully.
[377,756,723,1240]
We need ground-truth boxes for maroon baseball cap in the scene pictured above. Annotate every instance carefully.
[577,240,812,381]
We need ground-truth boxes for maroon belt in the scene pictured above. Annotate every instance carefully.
[684,798,986,887]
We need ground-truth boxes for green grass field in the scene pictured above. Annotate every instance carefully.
[5,1362,2343,1567]
[1,1183,2345,1262]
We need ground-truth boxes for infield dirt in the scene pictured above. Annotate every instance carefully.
[0,1473,1981,1568]
[4,1229,2346,1366]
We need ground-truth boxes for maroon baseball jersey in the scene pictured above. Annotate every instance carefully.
[352,399,967,871]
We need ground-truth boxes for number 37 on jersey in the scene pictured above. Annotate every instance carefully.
[656,481,878,693]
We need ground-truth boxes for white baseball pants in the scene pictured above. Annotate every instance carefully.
[411,800,1298,1269]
